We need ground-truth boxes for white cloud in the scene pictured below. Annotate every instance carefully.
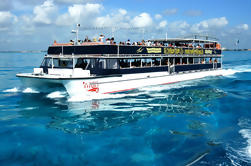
[94,8,129,27]
[237,24,249,31]
[118,8,127,15]
[19,15,35,34]
[56,3,103,26]
[168,21,190,35]
[191,17,228,33]
[131,13,153,28]
[0,11,17,31]
[155,14,162,20]
[158,20,167,29]
[33,0,58,24]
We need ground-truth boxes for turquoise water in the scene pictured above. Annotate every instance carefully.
[0,51,251,165]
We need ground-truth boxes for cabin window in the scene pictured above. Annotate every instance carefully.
[161,57,168,66]
[142,59,152,67]
[193,58,200,64]
[51,58,73,68]
[153,58,161,66]
[181,58,187,65]
[119,59,130,68]
[188,58,193,64]
[41,58,52,67]
[169,58,174,65]
[146,59,152,67]
[200,58,206,64]
[131,59,141,68]
[99,59,106,69]
[106,59,118,69]
[213,58,219,63]
[175,58,181,65]
[141,59,146,67]
[75,58,90,70]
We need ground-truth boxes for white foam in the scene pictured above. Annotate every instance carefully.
[3,87,19,93]
[230,118,251,164]
[239,129,251,159]
[22,88,39,93]
[46,91,67,99]
[222,65,251,77]
[221,69,238,77]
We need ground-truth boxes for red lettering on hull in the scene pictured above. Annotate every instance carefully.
[83,81,99,93]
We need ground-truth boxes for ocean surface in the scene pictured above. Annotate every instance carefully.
[0,51,251,166]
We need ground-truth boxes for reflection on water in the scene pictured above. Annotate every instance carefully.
[12,83,230,165]
[18,82,226,135]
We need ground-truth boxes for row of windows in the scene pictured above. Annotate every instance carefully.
[41,57,221,69]
[118,57,220,69]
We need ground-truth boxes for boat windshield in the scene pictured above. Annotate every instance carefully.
[41,58,73,68]
[41,57,52,67]
[53,58,73,68]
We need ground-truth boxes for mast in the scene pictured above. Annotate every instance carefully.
[72,24,80,45]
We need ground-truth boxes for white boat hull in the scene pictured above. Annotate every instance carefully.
[17,74,65,92]
[63,69,223,97]
[17,69,223,97]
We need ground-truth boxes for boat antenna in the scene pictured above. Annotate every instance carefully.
[236,39,240,50]
[72,24,80,45]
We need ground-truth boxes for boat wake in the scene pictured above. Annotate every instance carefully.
[46,91,67,99]
[222,64,251,77]
[226,118,251,165]
[22,88,39,93]
[2,87,40,94]
[2,87,19,93]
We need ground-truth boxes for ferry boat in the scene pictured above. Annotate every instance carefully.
[16,26,223,97]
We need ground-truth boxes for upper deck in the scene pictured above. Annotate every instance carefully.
[47,38,222,58]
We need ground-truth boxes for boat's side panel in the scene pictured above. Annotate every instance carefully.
[63,69,223,97]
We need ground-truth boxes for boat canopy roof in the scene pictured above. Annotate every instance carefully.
[150,38,218,44]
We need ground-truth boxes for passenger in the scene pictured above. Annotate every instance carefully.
[209,58,212,63]
[84,36,89,42]
[106,38,110,44]
[98,34,104,42]
[126,39,131,45]
[216,43,221,49]
[142,40,145,46]
[214,59,218,63]
[196,44,201,48]
[146,40,151,46]
[111,37,115,44]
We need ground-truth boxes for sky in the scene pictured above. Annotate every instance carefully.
[0,0,250,50]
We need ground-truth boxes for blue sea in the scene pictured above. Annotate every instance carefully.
[0,51,251,166]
